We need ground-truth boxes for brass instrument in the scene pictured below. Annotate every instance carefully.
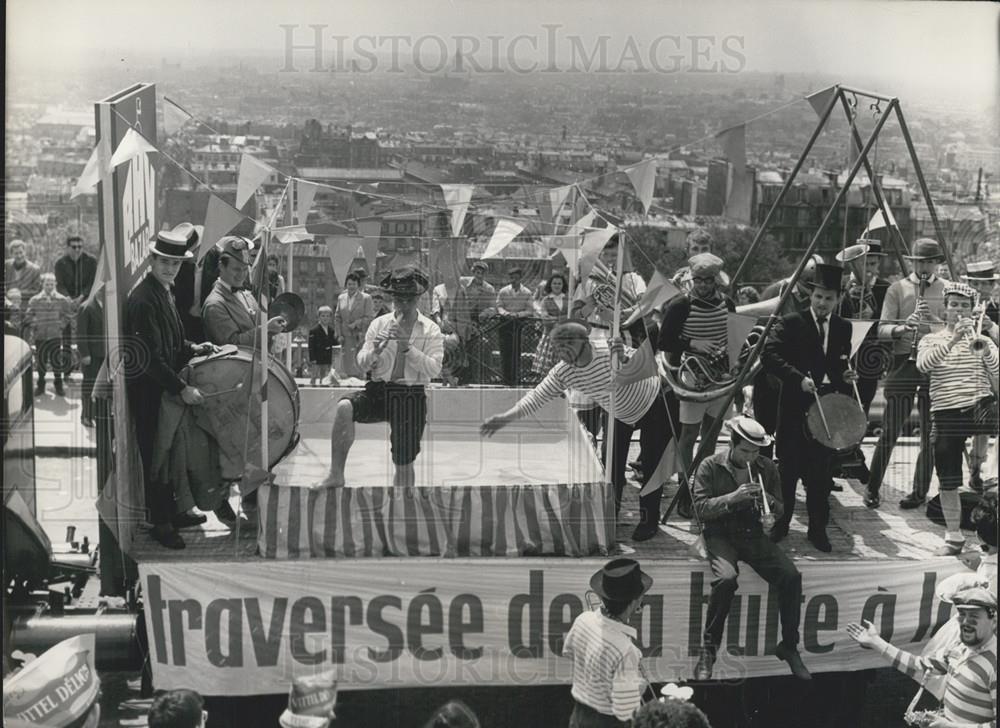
[588,258,640,312]
[908,273,930,362]
[969,304,989,354]
[659,326,765,403]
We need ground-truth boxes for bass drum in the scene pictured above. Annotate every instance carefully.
[184,345,300,478]
[805,392,867,453]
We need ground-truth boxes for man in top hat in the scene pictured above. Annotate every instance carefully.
[562,558,652,726]
[847,583,997,728]
[762,262,857,552]
[962,260,999,491]
[690,416,811,681]
[917,281,999,555]
[335,270,375,379]
[202,236,286,347]
[865,238,948,510]
[318,266,443,489]
[125,230,219,549]
[481,320,679,542]
[658,252,735,513]
[3,634,101,728]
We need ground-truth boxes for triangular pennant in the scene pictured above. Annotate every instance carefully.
[864,206,897,233]
[615,338,658,387]
[83,245,110,306]
[274,228,311,244]
[296,180,319,224]
[481,219,524,259]
[723,166,753,224]
[624,159,657,215]
[71,137,111,200]
[236,153,276,210]
[241,462,275,497]
[162,97,194,137]
[726,313,759,369]
[109,127,158,167]
[567,210,597,234]
[850,320,877,357]
[716,124,747,171]
[622,271,681,327]
[360,237,379,272]
[199,194,245,261]
[547,185,573,221]
[578,227,618,279]
[327,235,363,285]
[640,436,677,497]
[806,86,838,118]
[440,184,475,237]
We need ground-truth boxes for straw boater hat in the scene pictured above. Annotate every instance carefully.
[902,238,945,261]
[279,671,338,728]
[3,634,100,728]
[589,558,653,603]
[725,416,774,448]
[962,260,1000,282]
[149,228,195,260]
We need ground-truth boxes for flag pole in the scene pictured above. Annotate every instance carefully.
[286,183,295,371]
[605,231,625,487]
[259,227,270,472]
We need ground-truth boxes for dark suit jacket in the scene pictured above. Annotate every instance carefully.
[308,324,339,364]
[76,295,106,362]
[124,275,194,397]
[762,308,852,437]
[54,253,97,300]
[202,279,258,347]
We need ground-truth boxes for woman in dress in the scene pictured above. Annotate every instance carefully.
[531,272,569,376]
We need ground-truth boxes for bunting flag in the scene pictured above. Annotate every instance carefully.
[355,219,382,272]
[864,206,897,233]
[567,209,597,234]
[241,462,276,497]
[440,184,475,237]
[806,86,838,118]
[578,227,618,279]
[235,154,275,210]
[622,271,680,327]
[70,138,111,199]
[296,180,319,224]
[109,127,158,168]
[162,97,195,137]
[726,313,760,369]
[724,167,754,224]
[850,320,877,357]
[327,235,363,285]
[640,436,678,496]
[359,237,379,272]
[624,159,657,216]
[273,227,310,244]
[430,238,465,289]
[716,124,747,171]
[547,235,583,272]
[199,194,244,261]
[547,185,573,221]
[83,245,110,306]
[481,219,524,259]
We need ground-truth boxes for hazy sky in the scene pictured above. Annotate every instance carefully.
[7,0,999,104]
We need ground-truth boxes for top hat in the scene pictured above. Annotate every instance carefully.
[726,416,774,448]
[278,670,337,728]
[962,260,1000,282]
[379,266,429,298]
[216,236,255,265]
[805,263,845,292]
[589,558,653,603]
[149,229,195,260]
[3,634,99,728]
[902,238,945,261]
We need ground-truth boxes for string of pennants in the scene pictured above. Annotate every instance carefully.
[74,86,896,292]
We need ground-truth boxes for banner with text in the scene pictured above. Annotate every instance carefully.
[140,557,965,696]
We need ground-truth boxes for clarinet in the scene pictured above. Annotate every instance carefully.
[908,274,930,362]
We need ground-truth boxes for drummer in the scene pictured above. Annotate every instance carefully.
[762,263,857,552]
[317,266,443,488]
[201,236,287,347]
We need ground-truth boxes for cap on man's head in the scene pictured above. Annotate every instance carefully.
[688,253,724,278]
[471,260,489,272]
[216,236,254,265]
[952,584,997,612]
[943,280,979,305]
[3,634,99,728]
[379,265,429,298]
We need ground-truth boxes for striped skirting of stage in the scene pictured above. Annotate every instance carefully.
[257,482,616,559]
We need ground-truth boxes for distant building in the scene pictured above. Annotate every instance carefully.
[296,120,381,169]
[190,135,279,186]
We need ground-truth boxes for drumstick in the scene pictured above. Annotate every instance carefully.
[812,390,833,439]
[852,381,864,409]
[202,382,245,398]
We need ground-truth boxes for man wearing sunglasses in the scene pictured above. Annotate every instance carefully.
[54,235,98,379]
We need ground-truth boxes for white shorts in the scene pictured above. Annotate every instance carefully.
[679,395,731,425]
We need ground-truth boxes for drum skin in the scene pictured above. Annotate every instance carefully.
[805,392,867,452]
[185,346,300,472]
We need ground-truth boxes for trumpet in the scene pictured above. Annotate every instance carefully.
[967,304,989,355]
[908,273,930,362]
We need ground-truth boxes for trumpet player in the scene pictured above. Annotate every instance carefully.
[917,281,999,556]
[657,253,735,516]
[864,238,946,510]
[962,261,999,491]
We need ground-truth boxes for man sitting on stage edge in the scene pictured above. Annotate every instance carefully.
[318,266,443,489]
[690,416,810,682]
[480,320,676,542]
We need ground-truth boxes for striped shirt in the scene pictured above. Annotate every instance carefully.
[659,293,735,363]
[563,609,644,722]
[511,340,659,425]
[882,636,996,728]
[916,328,999,412]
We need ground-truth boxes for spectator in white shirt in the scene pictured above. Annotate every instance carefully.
[318,267,443,489]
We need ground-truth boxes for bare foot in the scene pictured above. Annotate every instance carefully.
[315,472,345,488]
